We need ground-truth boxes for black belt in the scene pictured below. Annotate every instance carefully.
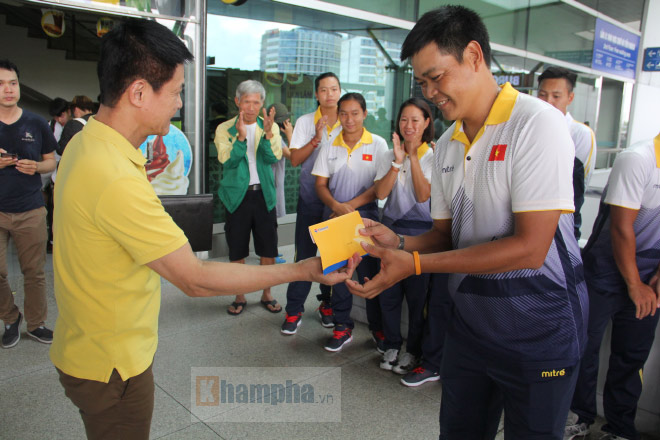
[247,184,261,191]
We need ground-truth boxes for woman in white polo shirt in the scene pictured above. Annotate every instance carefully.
[280,73,342,335]
[374,98,435,374]
[313,92,388,352]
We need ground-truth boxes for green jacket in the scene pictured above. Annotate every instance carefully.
[214,116,282,214]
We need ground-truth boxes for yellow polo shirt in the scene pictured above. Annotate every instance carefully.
[50,117,188,382]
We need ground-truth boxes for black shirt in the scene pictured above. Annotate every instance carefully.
[0,109,57,213]
[58,113,92,155]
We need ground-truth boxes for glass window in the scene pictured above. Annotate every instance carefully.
[527,3,596,66]
[418,0,531,50]
[206,13,406,222]
[322,0,417,21]
[574,0,644,31]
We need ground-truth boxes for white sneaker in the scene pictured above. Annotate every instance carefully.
[392,352,417,375]
[594,433,631,440]
[379,349,398,371]
[564,422,590,440]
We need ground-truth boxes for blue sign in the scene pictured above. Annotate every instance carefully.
[642,47,660,72]
[591,19,640,79]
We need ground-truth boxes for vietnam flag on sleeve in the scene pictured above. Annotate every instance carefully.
[488,144,507,161]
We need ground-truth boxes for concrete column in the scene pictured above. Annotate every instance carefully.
[628,0,660,146]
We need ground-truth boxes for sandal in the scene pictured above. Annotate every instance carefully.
[227,301,247,316]
[260,299,282,313]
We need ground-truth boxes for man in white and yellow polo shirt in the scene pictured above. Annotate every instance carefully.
[51,19,356,440]
[565,134,660,440]
[347,6,587,439]
[538,66,597,239]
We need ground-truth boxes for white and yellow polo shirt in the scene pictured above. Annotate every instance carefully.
[432,82,587,365]
[312,128,388,220]
[375,143,433,235]
[566,111,596,189]
[289,107,342,214]
[583,134,660,295]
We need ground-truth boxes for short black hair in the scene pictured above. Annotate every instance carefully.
[401,5,491,67]
[315,72,340,92]
[396,97,435,144]
[97,18,193,107]
[0,59,19,78]
[49,98,69,117]
[338,93,366,113]
[538,66,577,92]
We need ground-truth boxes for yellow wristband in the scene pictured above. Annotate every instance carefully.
[412,251,421,276]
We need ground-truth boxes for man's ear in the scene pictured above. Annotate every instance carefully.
[127,79,148,108]
[464,41,485,72]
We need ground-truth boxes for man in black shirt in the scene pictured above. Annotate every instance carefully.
[0,59,57,349]
[57,95,94,155]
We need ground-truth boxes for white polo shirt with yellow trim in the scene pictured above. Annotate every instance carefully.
[51,117,188,382]
[375,142,433,234]
[583,134,660,295]
[566,111,596,188]
[312,128,387,219]
[432,82,587,364]
[289,107,342,213]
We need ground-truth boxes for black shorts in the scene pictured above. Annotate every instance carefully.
[224,188,278,261]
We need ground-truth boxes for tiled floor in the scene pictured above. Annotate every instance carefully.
[1,244,658,439]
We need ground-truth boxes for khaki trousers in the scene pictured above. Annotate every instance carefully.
[0,206,47,331]
[57,364,155,440]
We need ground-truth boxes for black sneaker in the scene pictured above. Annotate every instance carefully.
[318,301,334,328]
[400,366,440,387]
[27,326,53,344]
[371,330,385,354]
[2,312,22,349]
[280,313,302,335]
[324,326,353,352]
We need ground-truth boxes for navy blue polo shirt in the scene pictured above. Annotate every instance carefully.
[0,109,57,213]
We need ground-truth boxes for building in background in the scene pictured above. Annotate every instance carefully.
[260,28,341,76]
[340,36,401,115]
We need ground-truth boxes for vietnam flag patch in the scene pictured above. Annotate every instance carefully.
[362,154,373,161]
[488,144,507,161]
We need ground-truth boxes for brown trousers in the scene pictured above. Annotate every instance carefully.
[0,207,47,331]
[57,364,155,440]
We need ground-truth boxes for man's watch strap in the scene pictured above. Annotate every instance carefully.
[396,234,405,250]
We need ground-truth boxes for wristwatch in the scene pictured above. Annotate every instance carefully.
[396,233,405,250]
[391,161,403,170]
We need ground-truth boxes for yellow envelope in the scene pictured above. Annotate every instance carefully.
[309,211,374,275]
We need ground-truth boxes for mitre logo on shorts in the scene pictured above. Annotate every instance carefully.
[541,369,565,378]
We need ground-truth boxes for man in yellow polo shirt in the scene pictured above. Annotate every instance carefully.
[50,19,356,440]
